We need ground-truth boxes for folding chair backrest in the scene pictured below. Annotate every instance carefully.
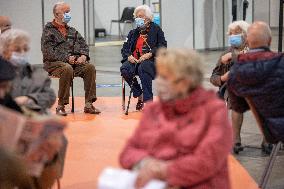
[120,7,135,22]
[245,97,279,144]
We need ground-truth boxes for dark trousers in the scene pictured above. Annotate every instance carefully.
[44,61,97,106]
[120,60,155,102]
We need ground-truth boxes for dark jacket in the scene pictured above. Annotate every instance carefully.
[121,22,167,63]
[11,64,56,113]
[228,49,284,141]
[210,49,234,100]
[0,94,23,113]
[41,22,89,63]
[211,48,249,113]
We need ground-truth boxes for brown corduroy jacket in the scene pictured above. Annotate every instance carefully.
[41,22,89,64]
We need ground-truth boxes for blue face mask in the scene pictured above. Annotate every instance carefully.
[229,34,243,48]
[10,52,29,66]
[63,12,71,23]
[135,18,145,28]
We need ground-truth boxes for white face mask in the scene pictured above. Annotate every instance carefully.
[9,52,29,66]
[156,76,178,102]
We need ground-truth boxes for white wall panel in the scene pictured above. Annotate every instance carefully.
[161,0,194,48]
[270,0,282,27]
[254,0,270,23]
[223,0,232,46]
[194,0,224,49]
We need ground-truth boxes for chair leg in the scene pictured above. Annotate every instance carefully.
[125,86,133,115]
[125,76,136,115]
[122,78,126,110]
[259,142,281,189]
[118,22,122,39]
[122,22,131,38]
[71,78,74,113]
[56,179,61,189]
[122,22,126,38]
[109,22,113,36]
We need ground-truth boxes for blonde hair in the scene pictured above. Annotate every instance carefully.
[0,29,30,56]
[157,48,204,89]
[228,20,250,34]
[133,5,153,21]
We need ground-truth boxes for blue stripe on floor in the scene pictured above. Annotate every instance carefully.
[96,84,122,88]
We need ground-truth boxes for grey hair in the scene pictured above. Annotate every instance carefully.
[53,1,65,15]
[0,29,30,56]
[133,5,153,21]
[228,20,250,34]
[157,48,204,89]
[248,21,272,46]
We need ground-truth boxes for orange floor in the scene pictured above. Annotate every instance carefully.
[52,97,259,189]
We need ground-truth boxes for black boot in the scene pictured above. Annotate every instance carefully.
[136,99,144,111]
[261,142,273,155]
[233,143,244,154]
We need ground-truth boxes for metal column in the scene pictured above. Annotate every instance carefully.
[278,0,283,52]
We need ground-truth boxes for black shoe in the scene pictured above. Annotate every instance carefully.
[261,142,273,155]
[56,106,67,116]
[136,100,144,111]
[233,143,244,154]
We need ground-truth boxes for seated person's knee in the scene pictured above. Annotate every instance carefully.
[85,63,96,73]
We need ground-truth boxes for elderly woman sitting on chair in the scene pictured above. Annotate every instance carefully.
[120,5,167,110]
[120,49,233,189]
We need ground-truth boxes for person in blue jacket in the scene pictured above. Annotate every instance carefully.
[228,21,284,153]
[120,5,167,110]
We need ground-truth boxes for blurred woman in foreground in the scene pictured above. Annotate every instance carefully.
[120,48,233,189]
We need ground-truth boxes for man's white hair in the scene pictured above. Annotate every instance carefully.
[133,5,153,21]
[228,20,250,34]
[53,1,66,14]
[0,29,30,55]
[248,21,272,47]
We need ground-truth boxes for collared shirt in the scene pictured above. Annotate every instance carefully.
[248,46,270,53]
[52,19,68,37]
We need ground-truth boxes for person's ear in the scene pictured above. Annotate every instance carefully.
[54,12,61,19]
[268,37,272,47]
[3,47,12,61]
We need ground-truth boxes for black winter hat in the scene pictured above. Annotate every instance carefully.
[0,57,16,82]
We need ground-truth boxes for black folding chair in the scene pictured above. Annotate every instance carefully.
[245,97,282,189]
[122,67,140,115]
[110,7,135,38]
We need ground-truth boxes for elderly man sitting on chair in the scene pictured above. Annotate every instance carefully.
[228,21,284,152]
[41,2,100,116]
[120,5,167,110]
